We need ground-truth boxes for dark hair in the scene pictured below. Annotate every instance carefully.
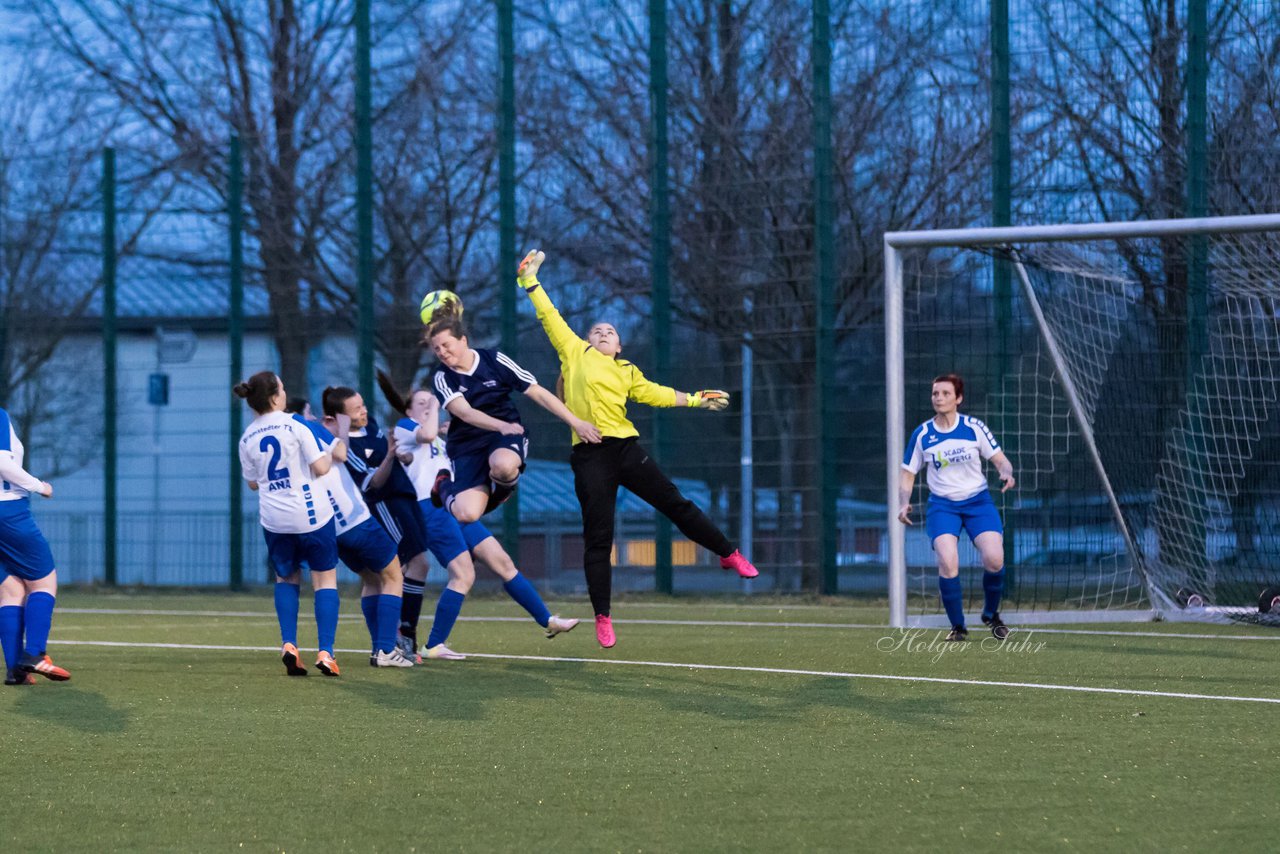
[233,371,280,414]
[322,385,358,418]
[376,369,408,416]
[423,300,466,348]
[284,396,310,415]
[933,373,964,400]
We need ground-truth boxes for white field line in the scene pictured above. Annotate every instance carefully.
[43,638,1280,706]
[55,608,1280,641]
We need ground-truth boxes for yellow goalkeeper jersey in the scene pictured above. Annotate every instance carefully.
[526,285,679,445]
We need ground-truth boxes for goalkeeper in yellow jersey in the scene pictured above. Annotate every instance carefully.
[517,249,758,648]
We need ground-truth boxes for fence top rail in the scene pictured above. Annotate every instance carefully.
[883,213,1280,249]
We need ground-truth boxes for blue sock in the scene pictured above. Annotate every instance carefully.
[983,570,1005,618]
[360,595,379,648]
[503,572,551,627]
[0,605,22,669]
[274,582,300,646]
[314,588,339,655]
[938,576,965,629]
[377,594,402,654]
[400,579,425,642]
[22,592,55,657]
[426,589,465,649]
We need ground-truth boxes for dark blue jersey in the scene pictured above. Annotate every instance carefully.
[431,348,536,458]
[342,414,417,503]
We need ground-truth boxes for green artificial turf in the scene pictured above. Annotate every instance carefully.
[0,590,1275,852]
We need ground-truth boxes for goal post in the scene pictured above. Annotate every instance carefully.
[884,214,1280,628]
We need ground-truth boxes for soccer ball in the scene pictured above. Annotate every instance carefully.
[419,290,462,324]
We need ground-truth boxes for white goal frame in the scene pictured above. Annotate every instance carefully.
[883,213,1280,628]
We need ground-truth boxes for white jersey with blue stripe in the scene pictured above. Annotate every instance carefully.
[239,411,334,534]
[292,415,372,534]
[394,418,451,503]
[902,413,1001,502]
[0,408,45,501]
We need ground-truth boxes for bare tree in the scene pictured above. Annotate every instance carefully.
[519,0,989,586]
[15,0,360,396]
[0,56,156,475]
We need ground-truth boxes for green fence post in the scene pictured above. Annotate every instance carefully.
[498,0,521,563]
[813,0,837,594]
[356,0,375,404]
[229,136,245,590]
[1186,0,1208,367]
[991,0,1015,576]
[102,147,118,587]
[649,0,673,594]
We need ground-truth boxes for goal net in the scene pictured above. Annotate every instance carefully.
[884,215,1280,627]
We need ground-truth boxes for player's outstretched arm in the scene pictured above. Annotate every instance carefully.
[517,249,587,357]
[523,384,602,443]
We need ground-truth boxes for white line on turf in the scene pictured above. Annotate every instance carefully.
[45,638,1280,705]
[55,608,1280,640]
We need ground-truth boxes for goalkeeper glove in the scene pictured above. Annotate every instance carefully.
[687,390,730,411]
[517,249,545,290]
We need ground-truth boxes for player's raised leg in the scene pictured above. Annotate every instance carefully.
[468,525,578,638]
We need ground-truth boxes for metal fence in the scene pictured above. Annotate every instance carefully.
[2,0,1276,592]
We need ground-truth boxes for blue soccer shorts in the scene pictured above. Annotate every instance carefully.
[336,517,399,575]
[926,490,1003,544]
[264,518,338,577]
[0,499,56,582]
[372,496,430,564]
[449,433,529,495]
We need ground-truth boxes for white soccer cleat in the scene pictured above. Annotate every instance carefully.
[374,648,415,668]
[544,615,580,639]
[421,643,467,661]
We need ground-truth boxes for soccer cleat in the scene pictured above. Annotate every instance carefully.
[595,614,616,648]
[982,612,1010,640]
[19,653,70,681]
[544,615,580,639]
[430,470,452,508]
[315,650,341,676]
[4,667,36,686]
[945,626,969,642]
[719,550,759,579]
[281,642,308,676]
[421,643,466,661]
[396,632,423,664]
[374,648,415,668]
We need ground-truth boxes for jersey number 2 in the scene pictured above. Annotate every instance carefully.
[259,436,287,481]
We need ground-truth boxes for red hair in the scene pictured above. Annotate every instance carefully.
[932,373,964,400]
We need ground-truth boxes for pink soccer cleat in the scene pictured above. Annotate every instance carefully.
[719,550,759,579]
[595,615,616,648]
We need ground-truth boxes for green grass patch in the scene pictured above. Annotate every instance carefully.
[1,591,1275,851]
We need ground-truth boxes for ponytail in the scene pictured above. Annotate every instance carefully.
[233,371,280,414]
